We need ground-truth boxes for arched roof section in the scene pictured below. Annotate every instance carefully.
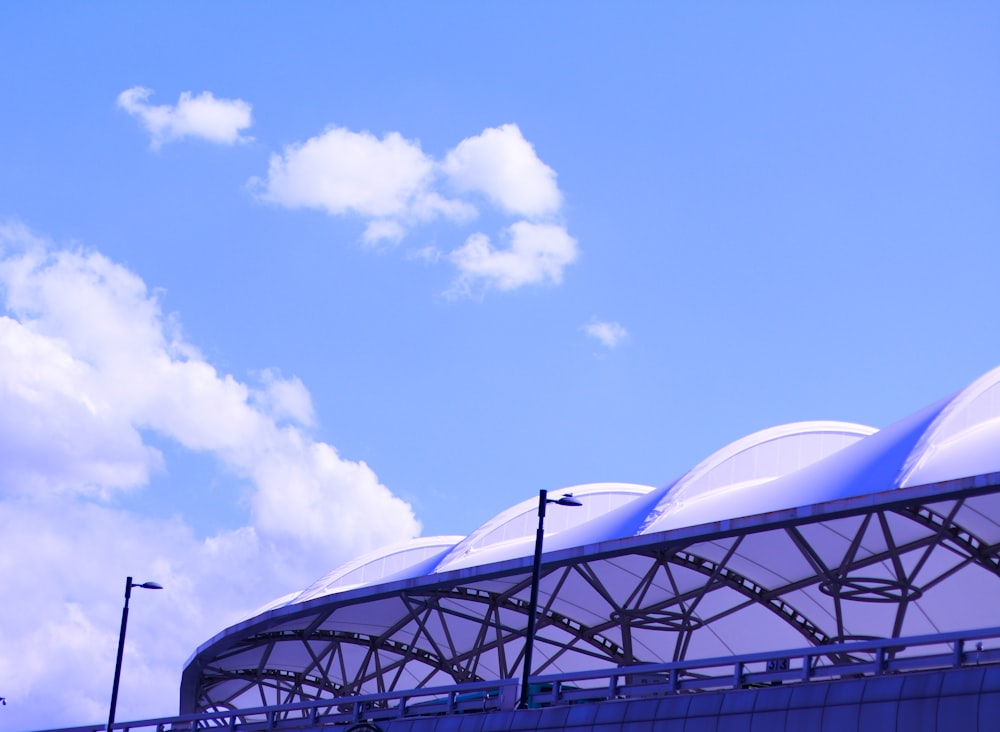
[294,535,464,604]
[434,482,654,572]
[640,421,876,533]
[686,396,952,521]
[900,365,1000,487]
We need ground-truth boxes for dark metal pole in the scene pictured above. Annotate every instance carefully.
[107,576,133,732]
[519,490,548,709]
[106,577,161,732]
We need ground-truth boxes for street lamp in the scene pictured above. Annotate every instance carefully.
[107,576,162,732]
[519,489,582,709]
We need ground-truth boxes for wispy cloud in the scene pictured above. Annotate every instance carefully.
[583,319,629,349]
[118,87,253,149]
[250,368,316,427]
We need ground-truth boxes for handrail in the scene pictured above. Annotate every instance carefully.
[31,625,1000,732]
[536,623,1000,687]
[32,680,519,732]
[526,624,1000,706]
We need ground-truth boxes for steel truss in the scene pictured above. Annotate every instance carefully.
[184,477,1000,716]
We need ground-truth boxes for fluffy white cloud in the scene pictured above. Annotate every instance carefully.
[0,498,297,730]
[442,124,562,218]
[0,225,420,730]
[118,87,253,149]
[253,122,575,293]
[256,126,475,223]
[449,221,579,294]
[0,230,419,545]
[583,319,629,349]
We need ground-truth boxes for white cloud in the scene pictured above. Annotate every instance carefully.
[408,245,443,263]
[253,122,576,293]
[251,369,316,427]
[363,219,407,246]
[0,499,292,730]
[0,229,419,545]
[0,225,420,730]
[442,124,562,218]
[583,319,629,349]
[257,126,459,220]
[117,87,253,149]
[448,221,579,294]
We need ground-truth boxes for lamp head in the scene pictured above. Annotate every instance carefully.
[553,493,582,507]
[132,580,163,590]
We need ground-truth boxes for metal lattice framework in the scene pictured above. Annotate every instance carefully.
[181,474,1000,715]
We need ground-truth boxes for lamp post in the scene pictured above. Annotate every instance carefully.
[107,577,162,732]
[519,489,582,709]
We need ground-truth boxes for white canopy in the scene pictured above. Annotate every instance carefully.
[181,365,1000,714]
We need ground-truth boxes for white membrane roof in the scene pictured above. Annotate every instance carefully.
[183,365,1000,713]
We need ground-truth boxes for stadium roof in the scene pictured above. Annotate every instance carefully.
[181,365,1000,714]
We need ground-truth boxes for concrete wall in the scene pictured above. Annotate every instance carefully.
[373,665,1000,732]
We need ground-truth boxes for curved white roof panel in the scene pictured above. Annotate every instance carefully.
[184,365,1000,715]
[901,365,1000,487]
[731,396,951,515]
[433,482,654,572]
[294,535,464,603]
[641,420,876,533]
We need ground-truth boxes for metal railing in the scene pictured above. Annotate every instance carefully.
[35,680,519,732]
[35,626,1000,732]
[527,625,1000,707]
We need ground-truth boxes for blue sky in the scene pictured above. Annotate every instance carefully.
[1,3,998,729]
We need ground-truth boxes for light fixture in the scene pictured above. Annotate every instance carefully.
[519,490,582,708]
[107,577,163,732]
